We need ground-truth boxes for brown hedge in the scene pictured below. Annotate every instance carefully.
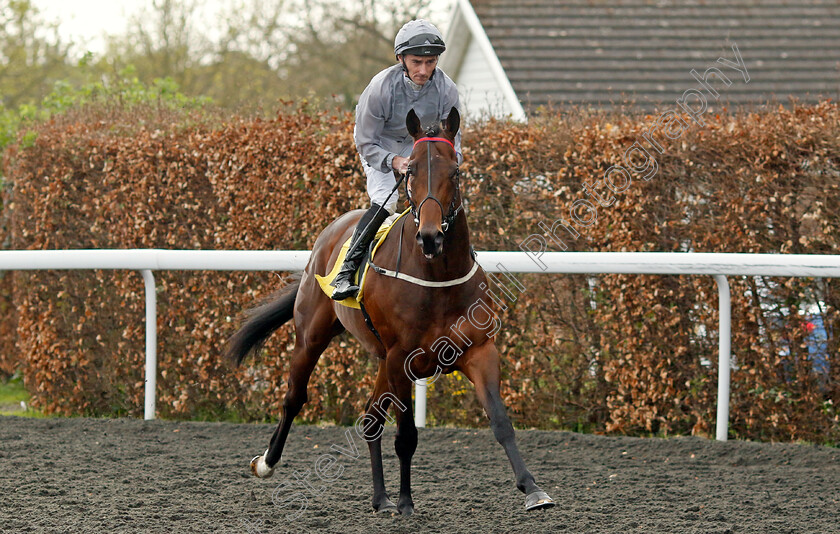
[1,100,838,443]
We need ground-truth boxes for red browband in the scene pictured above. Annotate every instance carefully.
[413,136,455,150]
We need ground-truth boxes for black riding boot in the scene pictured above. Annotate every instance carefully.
[331,203,390,300]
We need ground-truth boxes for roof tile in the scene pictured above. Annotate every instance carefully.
[470,0,840,110]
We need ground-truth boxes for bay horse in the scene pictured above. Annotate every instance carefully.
[225,107,554,515]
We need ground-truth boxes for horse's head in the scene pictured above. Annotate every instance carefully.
[404,106,461,260]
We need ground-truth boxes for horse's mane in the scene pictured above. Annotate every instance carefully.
[424,124,441,137]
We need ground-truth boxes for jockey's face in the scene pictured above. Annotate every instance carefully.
[400,54,438,86]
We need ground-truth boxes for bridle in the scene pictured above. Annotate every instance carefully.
[405,136,462,233]
[367,132,479,288]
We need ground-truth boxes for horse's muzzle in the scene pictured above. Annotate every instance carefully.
[416,229,444,259]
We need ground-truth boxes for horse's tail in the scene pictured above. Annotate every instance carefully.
[224,274,301,366]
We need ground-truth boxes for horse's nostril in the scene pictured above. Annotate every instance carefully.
[417,229,442,256]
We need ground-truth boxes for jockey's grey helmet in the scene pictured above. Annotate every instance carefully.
[394,19,446,57]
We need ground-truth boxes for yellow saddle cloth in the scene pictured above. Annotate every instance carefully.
[315,209,409,309]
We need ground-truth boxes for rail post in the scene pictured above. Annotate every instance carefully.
[713,274,731,441]
[414,378,427,428]
[141,270,157,420]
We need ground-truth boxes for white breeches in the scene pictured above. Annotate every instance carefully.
[362,158,399,215]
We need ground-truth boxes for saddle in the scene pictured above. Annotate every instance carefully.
[315,209,409,308]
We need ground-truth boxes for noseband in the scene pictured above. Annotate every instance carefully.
[405,136,462,233]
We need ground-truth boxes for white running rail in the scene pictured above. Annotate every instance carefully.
[2,250,838,441]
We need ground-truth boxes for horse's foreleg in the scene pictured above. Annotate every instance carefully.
[364,362,398,513]
[461,342,555,511]
[387,359,417,516]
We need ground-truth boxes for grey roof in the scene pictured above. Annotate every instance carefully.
[471,0,840,110]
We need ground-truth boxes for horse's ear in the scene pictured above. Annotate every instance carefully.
[443,107,460,137]
[406,109,422,138]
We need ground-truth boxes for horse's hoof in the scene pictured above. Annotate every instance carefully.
[525,490,555,511]
[374,498,398,514]
[250,449,275,479]
[398,504,415,516]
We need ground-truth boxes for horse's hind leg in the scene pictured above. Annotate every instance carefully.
[361,361,399,513]
[250,340,331,477]
[251,287,343,478]
[460,342,555,511]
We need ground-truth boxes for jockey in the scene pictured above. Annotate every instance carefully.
[330,19,463,301]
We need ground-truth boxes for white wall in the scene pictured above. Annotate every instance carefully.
[454,35,515,122]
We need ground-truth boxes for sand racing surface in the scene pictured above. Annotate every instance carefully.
[1,415,838,533]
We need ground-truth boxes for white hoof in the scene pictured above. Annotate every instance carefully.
[250,449,275,478]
